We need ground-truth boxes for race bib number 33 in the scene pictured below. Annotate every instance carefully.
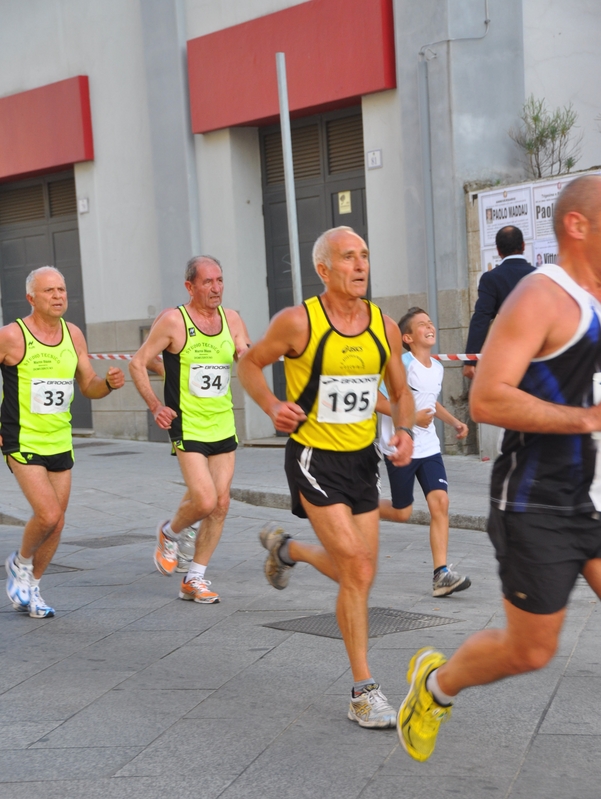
[317,374,379,424]
[30,379,74,414]
[189,363,231,398]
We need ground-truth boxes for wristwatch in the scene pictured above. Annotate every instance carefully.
[395,426,414,441]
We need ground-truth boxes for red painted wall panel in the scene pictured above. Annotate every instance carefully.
[0,76,94,181]
[188,0,396,134]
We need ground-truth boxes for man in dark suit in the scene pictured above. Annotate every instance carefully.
[463,226,535,379]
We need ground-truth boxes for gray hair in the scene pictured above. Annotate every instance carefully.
[312,226,357,273]
[185,255,222,283]
[26,266,65,297]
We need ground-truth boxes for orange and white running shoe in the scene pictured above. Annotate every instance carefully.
[154,520,178,575]
[178,576,220,604]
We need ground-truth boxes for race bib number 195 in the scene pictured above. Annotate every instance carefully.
[189,363,231,398]
[30,379,74,414]
[317,374,379,424]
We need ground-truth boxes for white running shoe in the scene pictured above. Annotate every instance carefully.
[348,684,396,728]
[5,552,32,609]
[28,584,55,618]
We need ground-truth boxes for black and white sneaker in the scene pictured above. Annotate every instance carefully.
[432,565,471,597]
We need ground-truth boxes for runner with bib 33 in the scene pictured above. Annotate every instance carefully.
[0,266,125,619]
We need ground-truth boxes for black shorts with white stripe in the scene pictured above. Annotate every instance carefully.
[284,437,380,519]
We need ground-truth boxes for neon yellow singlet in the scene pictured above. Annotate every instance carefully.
[0,318,78,455]
[163,305,237,443]
[285,296,391,452]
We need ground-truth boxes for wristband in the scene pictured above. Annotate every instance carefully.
[105,378,114,392]
[395,426,414,441]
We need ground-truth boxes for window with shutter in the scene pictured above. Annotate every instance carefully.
[326,115,364,174]
[0,185,45,226]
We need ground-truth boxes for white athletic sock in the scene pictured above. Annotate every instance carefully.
[186,562,207,583]
[17,552,33,567]
[162,522,179,540]
[426,669,454,707]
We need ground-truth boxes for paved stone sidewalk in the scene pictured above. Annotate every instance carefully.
[0,439,599,798]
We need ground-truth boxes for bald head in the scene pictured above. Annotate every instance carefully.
[553,175,601,241]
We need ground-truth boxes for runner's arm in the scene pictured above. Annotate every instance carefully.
[237,306,308,433]
[381,319,414,466]
[69,324,125,399]
[471,277,601,433]
[224,309,252,359]
[435,402,468,439]
[129,311,178,428]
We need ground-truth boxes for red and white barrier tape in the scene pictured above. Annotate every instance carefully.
[90,352,480,362]
[432,354,481,362]
[89,353,133,360]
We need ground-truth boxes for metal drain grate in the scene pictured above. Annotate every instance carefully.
[65,534,153,549]
[263,606,461,639]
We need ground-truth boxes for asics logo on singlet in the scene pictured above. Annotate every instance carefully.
[342,345,363,353]
[189,328,196,336]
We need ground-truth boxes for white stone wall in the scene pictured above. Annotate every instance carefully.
[0,0,162,325]
[523,0,601,174]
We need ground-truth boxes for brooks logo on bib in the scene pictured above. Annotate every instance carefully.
[188,364,231,398]
[30,379,74,414]
[317,374,379,424]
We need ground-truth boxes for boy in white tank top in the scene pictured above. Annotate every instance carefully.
[378,308,471,597]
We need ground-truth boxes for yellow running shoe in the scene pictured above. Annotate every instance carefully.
[397,648,451,762]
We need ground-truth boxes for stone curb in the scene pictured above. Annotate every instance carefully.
[230,487,488,532]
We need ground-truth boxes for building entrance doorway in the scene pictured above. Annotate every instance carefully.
[0,171,92,430]
[260,107,367,399]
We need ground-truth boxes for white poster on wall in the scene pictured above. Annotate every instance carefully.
[533,238,559,268]
[479,185,533,248]
[480,248,502,275]
[532,177,577,240]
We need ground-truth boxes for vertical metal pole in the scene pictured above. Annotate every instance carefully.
[276,52,303,306]
[417,55,439,344]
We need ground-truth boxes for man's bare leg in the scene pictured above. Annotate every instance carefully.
[192,451,235,565]
[291,498,379,681]
[378,499,412,524]
[9,459,71,579]
[167,450,235,603]
[436,599,565,697]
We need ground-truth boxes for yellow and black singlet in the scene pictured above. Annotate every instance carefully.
[163,305,237,443]
[0,318,78,455]
[285,296,391,451]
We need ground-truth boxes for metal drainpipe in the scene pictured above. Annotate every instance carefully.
[417,0,491,346]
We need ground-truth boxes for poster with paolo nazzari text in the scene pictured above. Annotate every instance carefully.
[479,185,534,249]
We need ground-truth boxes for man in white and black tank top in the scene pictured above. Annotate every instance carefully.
[398,175,601,763]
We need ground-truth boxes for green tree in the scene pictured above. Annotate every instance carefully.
[509,95,582,178]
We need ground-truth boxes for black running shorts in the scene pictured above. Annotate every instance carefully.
[5,449,74,472]
[171,436,238,457]
[488,504,601,615]
[285,438,380,519]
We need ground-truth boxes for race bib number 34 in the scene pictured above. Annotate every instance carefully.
[317,374,379,424]
[30,379,74,414]
[189,363,231,398]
